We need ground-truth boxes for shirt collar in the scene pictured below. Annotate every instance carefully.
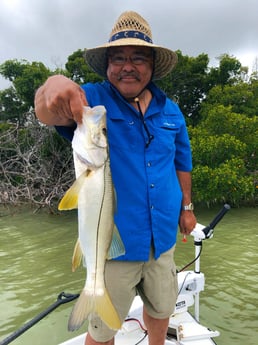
[105,80,166,119]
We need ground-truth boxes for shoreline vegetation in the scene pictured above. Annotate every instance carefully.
[0,50,257,211]
[0,115,256,213]
[0,119,74,214]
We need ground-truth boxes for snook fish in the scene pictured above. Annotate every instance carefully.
[58,105,124,331]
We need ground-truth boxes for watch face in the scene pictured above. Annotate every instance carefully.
[183,203,194,210]
[188,203,194,210]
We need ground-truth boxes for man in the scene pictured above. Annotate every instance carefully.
[35,11,196,345]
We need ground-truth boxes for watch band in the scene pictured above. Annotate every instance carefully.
[182,202,194,211]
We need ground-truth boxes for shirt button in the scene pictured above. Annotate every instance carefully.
[151,205,154,209]
[147,162,151,167]
[150,184,155,188]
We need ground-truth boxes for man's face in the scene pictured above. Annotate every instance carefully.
[106,46,153,99]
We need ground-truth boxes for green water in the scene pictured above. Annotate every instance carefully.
[0,206,257,345]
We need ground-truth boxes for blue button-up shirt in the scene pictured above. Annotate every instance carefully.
[56,81,192,261]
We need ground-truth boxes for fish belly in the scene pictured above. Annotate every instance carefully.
[78,165,107,293]
[68,161,122,331]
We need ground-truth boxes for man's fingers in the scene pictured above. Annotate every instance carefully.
[80,89,88,106]
[69,95,85,124]
[74,88,88,123]
[46,76,87,123]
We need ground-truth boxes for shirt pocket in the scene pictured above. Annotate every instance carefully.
[151,116,181,152]
[107,118,143,151]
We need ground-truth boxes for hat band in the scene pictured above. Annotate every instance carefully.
[109,30,153,43]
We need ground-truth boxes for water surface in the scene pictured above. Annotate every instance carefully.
[0,206,257,344]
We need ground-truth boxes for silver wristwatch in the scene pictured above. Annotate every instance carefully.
[182,202,194,211]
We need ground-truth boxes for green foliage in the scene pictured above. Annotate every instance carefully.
[192,158,254,206]
[0,49,257,207]
[0,86,26,123]
[190,104,257,206]
[202,83,258,117]
[190,129,246,168]
[0,59,27,81]
[0,60,52,123]
[156,52,247,127]
[13,61,51,107]
[0,121,14,132]
[156,51,210,126]
[65,49,103,84]
[208,54,244,87]
[199,104,257,171]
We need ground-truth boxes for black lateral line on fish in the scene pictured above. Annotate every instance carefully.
[94,161,108,291]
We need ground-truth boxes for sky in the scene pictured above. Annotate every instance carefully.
[1,0,258,89]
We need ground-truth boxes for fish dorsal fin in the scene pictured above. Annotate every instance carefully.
[58,170,92,210]
[107,225,125,260]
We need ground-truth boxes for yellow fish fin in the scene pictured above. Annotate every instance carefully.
[95,288,122,330]
[107,225,125,260]
[72,239,83,272]
[58,170,91,210]
[68,288,122,331]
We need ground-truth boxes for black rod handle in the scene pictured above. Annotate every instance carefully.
[203,204,231,236]
[0,292,79,345]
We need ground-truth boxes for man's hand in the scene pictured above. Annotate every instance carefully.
[34,75,87,126]
[179,211,197,236]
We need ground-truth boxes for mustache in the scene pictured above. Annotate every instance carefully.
[117,72,141,81]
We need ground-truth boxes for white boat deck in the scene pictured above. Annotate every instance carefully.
[60,296,218,345]
[59,213,232,345]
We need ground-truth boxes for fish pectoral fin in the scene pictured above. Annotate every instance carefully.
[107,225,125,260]
[68,288,122,332]
[58,170,90,210]
[72,239,83,272]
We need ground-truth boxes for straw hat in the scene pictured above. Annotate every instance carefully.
[84,11,178,80]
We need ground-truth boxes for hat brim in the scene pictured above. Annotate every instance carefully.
[84,39,178,80]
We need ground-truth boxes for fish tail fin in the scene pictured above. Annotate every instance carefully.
[68,288,122,332]
[68,289,93,331]
[72,239,83,272]
[107,225,125,259]
[58,170,92,210]
[95,288,122,330]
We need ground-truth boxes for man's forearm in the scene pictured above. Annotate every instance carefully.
[176,170,192,206]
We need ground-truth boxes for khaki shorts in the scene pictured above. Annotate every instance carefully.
[88,245,178,342]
